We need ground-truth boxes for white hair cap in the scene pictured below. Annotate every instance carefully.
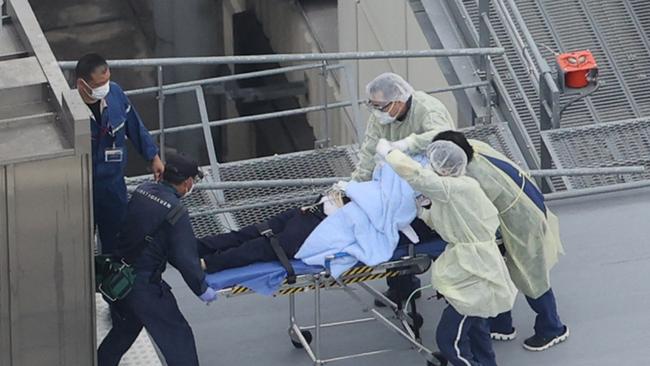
[426,140,468,177]
[365,72,415,103]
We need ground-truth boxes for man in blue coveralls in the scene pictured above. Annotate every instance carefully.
[97,153,217,366]
[75,53,164,254]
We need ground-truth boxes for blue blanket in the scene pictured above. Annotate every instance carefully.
[295,162,418,277]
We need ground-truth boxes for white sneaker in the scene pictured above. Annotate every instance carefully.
[490,328,517,341]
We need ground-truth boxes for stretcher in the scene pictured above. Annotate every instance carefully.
[206,238,449,366]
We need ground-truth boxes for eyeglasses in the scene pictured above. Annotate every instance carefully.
[364,100,393,112]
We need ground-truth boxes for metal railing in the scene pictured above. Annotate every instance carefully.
[59,48,504,165]
[60,45,506,229]
[183,165,646,218]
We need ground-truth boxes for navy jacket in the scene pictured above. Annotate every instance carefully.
[90,81,158,185]
[115,181,207,296]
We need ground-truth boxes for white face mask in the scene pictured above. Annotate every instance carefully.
[372,109,396,125]
[183,183,195,198]
[90,81,110,100]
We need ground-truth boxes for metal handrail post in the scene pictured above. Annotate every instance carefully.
[502,0,560,129]
[342,61,363,143]
[319,61,330,148]
[156,66,165,161]
[479,0,493,125]
[194,87,220,176]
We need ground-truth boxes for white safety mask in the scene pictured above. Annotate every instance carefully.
[183,181,195,199]
[91,81,110,100]
[372,109,396,125]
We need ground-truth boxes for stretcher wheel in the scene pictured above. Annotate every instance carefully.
[409,312,424,330]
[289,329,312,349]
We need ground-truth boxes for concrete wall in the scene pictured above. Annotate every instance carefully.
[338,0,458,135]
[222,0,347,151]
[221,0,457,151]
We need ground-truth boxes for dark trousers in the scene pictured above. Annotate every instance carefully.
[489,288,564,338]
[385,218,438,297]
[94,178,128,254]
[198,208,322,273]
[437,305,497,366]
[97,279,199,366]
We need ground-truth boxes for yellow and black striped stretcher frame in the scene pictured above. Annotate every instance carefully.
[216,254,432,298]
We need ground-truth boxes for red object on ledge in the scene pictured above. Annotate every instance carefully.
[556,50,598,88]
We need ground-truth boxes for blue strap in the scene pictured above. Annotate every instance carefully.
[480,154,547,216]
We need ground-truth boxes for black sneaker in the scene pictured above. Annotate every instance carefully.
[523,326,570,351]
[374,288,421,307]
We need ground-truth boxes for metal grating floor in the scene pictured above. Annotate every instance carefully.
[217,146,357,229]
[541,118,650,189]
[127,124,524,236]
[455,0,650,191]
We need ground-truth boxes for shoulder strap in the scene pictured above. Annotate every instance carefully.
[122,203,187,264]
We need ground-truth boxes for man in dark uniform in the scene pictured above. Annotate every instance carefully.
[97,153,216,366]
[75,53,164,254]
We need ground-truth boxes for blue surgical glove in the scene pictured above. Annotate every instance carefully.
[199,287,218,304]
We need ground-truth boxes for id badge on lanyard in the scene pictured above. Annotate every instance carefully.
[103,121,125,163]
[105,143,123,163]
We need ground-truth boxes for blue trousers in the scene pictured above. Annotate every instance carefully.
[94,178,128,254]
[490,289,564,338]
[97,279,199,366]
[437,305,497,366]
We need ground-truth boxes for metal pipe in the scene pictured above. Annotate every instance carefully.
[370,308,433,353]
[322,349,396,364]
[528,166,645,177]
[195,87,220,178]
[149,101,352,135]
[289,293,296,324]
[188,195,319,218]
[320,61,330,148]
[156,66,165,161]
[124,63,340,96]
[545,180,650,201]
[423,81,490,95]
[314,275,322,362]
[299,318,376,331]
[186,167,645,191]
[195,177,347,190]
[291,322,317,362]
[148,81,491,136]
[502,0,558,93]
[58,48,506,69]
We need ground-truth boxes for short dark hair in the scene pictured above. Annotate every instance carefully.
[432,130,474,163]
[75,53,108,81]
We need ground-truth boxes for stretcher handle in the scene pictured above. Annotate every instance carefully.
[324,252,350,271]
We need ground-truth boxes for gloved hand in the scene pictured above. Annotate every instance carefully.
[390,138,410,152]
[199,287,218,304]
[375,138,393,159]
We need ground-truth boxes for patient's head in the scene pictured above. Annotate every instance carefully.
[432,130,474,163]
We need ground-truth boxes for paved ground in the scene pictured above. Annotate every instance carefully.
[156,186,650,365]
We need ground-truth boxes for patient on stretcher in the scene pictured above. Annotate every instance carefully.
[197,189,435,274]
